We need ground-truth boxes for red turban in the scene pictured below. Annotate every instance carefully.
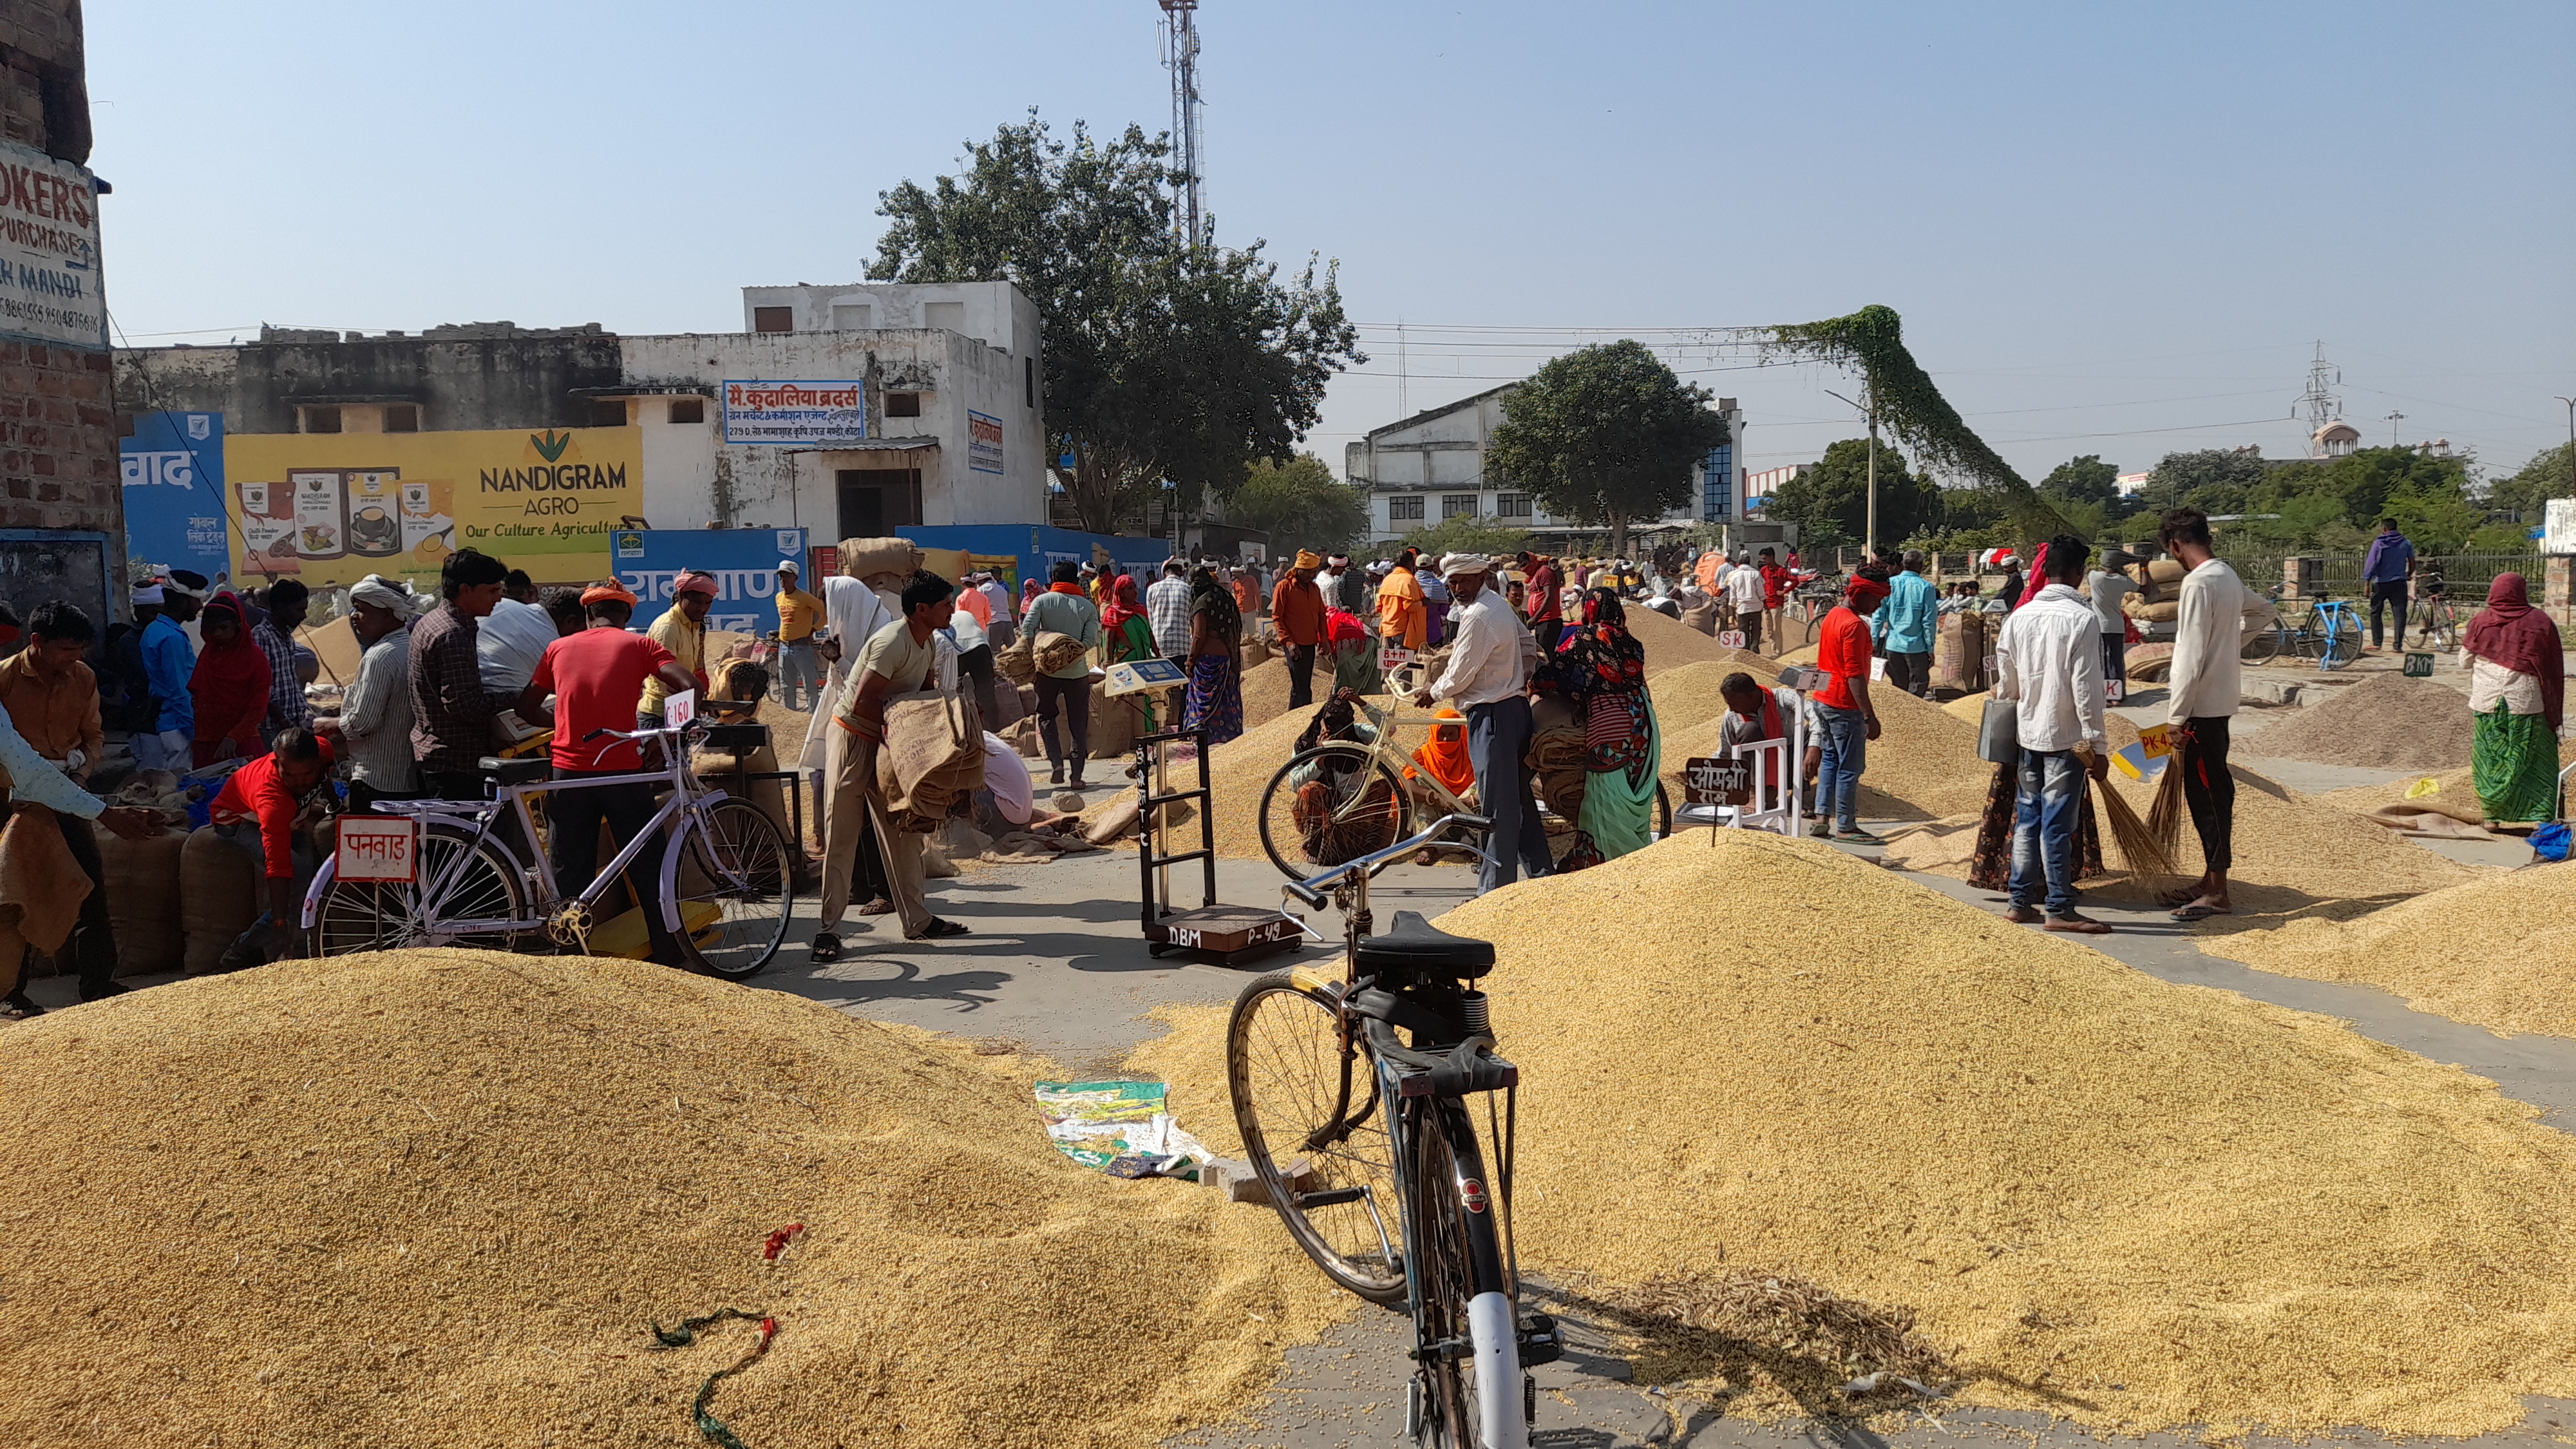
[1844,573,1892,605]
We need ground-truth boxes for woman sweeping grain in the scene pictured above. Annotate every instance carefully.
[2463,572,2563,827]
[1182,565,1245,748]
[1535,588,1661,870]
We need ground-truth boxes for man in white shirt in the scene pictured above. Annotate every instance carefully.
[476,589,569,694]
[1146,559,1194,665]
[1723,553,1765,646]
[1993,535,2112,934]
[2085,551,2137,690]
[2159,507,2275,922]
[1418,553,1550,894]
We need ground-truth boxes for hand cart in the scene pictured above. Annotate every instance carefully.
[1134,723,1303,965]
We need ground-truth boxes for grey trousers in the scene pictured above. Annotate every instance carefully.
[1464,696,1551,894]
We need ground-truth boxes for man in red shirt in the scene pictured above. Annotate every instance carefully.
[1519,551,1564,655]
[1811,570,1889,842]
[1757,547,1795,654]
[518,581,700,965]
[211,726,336,969]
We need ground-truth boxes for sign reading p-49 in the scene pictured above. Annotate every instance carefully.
[336,816,417,884]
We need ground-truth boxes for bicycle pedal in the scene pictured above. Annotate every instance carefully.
[1518,1312,1564,1366]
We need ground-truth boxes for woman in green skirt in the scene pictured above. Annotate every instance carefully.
[2463,572,2563,826]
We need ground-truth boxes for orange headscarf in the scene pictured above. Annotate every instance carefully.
[1408,708,1475,797]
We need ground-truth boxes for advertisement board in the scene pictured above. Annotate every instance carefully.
[967,409,1005,474]
[226,427,641,587]
[722,380,866,445]
[120,412,231,581]
[0,138,107,348]
[614,527,808,636]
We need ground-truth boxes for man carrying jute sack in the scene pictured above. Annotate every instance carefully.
[811,571,974,961]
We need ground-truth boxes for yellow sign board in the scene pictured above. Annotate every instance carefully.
[223,427,642,588]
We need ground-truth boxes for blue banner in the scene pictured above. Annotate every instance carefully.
[611,526,808,637]
[899,525,1175,600]
[119,411,229,582]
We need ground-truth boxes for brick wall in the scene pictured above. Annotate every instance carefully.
[1,0,91,163]
[0,338,115,529]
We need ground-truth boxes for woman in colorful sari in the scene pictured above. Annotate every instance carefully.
[1099,573,1163,731]
[2464,571,2563,827]
[1182,565,1245,747]
[1533,587,1660,871]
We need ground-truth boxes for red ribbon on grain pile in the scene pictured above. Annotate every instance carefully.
[762,1222,804,1262]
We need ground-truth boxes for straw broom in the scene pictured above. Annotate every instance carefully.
[2100,772,2180,880]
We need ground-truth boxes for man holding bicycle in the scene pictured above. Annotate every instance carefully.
[516,581,700,965]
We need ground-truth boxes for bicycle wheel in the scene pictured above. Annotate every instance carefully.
[1227,971,1405,1305]
[2420,602,2458,650]
[1406,1097,1521,1449]
[2318,607,2363,671]
[2239,627,2283,666]
[312,824,525,956]
[1258,744,1411,880]
[667,795,795,980]
[1652,780,1672,840]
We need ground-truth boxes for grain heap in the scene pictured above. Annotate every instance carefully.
[1658,679,1992,820]
[0,951,1346,1448]
[2315,765,2485,825]
[2236,672,2476,770]
[2206,860,2576,1039]
[1643,661,1766,738]
[1134,833,2576,1437]
[1625,607,1778,677]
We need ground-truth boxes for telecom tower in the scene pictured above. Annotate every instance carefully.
[1159,0,1206,249]
[2297,341,2342,457]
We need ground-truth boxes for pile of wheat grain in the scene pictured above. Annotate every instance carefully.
[1625,607,1780,678]
[2238,673,2477,770]
[0,951,1346,1448]
[1656,680,1994,821]
[1132,833,2576,1437]
[2206,860,2576,1040]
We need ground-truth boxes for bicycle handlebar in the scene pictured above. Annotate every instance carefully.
[1283,811,1493,911]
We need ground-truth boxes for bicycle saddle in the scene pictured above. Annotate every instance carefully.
[697,721,768,753]
[478,755,551,785]
[1357,910,1495,980]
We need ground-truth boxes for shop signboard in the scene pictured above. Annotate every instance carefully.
[225,427,641,588]
[0,138,106,348]
[613,526,808,636]
[120,412,231,581]
[967,409,1005,474]
[722,380,866,445]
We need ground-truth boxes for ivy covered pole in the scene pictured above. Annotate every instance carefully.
[1866,386,1880,556]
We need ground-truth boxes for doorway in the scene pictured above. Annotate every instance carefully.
[837,469,923,536]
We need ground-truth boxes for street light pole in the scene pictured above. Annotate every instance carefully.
[1824,386,1878,560]
[2557,397,2575,500]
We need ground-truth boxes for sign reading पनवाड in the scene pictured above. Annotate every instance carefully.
[614,527,809,636]
[120,412,229,581]
[225,428,641,588]
[0,138,106,349]
[723,380,867,446]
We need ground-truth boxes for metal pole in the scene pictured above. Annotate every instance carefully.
[1864,396,1879,558]
[2557,397,2575,499]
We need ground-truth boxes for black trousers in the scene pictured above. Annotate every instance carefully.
[2369,580,2409,648]
[1735,611,1762,645]
[55,808,115,993]
[2179,715,2235,873]
[548,767,680,959]
[347,780,419,815]
[1283,644,1318,708]
[2100,632,2128,683]
[957,643,1001,734]
[1035,674,1091,770]
[1882,651,1933,697]
[1534,620,1564,656]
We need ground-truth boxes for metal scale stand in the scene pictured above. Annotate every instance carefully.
[1111,663,1302,965]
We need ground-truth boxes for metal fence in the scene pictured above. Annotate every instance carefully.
[2214,550,2539,598]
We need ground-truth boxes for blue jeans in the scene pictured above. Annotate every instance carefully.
[1465,696,1551,894]
[1814,702,1866,832]
[2009,747,2084,916]
[775,641,822,711]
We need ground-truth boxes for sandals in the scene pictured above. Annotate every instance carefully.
[809,932,844,963]
[856,898,895,917]
[2168,904,2233,922]
[1,991,43,1021]
[911,918,970,941]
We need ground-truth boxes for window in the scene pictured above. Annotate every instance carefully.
[837,469,923,535]
[885,392,922,418]
[383,404,419,433]
[1495,493,1532,518]
[1025,355,1036,409]
[923,300,965,333]
[830,303,873,330]
[752,305,793,334]
[1442,493,1479,521]
[300,406,341,434]
[1388,495,1425,522]
[667,397,705,424]
[587,399,629,428]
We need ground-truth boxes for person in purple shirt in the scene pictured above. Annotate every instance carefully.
[2362,518,2416,650]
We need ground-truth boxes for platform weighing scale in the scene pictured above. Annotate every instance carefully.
[1106,659,1303,966]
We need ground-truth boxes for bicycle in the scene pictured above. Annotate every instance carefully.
[2413,593,2460,651]
[300,719,798,978]
[1229,812,1557,1448]
[1255,699,1671,880]
[2239,586,2363,670]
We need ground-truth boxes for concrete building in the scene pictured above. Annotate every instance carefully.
[1,0,124,627]
[1344,384,1750,549]
[115,281,1050,570]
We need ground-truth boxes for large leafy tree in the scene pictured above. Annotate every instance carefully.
[1482,341,1728,558]
[1225,453,1370,554]
[2039,454,2122,509]
[2487,442,2576,519]
[1768,437,1943,549]
[869,113,1363,533]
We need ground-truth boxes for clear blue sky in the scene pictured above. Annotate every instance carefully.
[86,0,2576,483]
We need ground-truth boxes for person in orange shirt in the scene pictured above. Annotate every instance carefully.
[1270,551,1327,708]
[1376,548,1428,652]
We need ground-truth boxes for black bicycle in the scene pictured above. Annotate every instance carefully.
[1227,813,1557,1448]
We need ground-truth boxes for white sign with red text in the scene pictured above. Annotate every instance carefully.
[336,816,417,884]
[0,138,106,349]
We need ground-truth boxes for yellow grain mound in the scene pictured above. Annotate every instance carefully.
[1134,833,2576,1437]
[1627,607,1778,677]
[0,951,1345,1448]
[2315,766,2485,826]
[2207,861,2576,1039]
[1777,642,1821,666]
[1645,661,1772,738]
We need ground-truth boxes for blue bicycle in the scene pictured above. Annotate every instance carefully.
[2241,585,2363,671]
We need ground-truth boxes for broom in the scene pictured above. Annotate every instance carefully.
[2098,770,2179,881]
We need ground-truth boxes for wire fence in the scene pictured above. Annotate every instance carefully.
[1818,545,2543,597]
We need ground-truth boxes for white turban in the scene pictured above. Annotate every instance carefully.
[129,583,166,605]
[1439,553,1494,578]
[349,574,416,614]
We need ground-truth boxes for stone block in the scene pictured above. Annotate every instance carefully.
[2242,679,2300,706]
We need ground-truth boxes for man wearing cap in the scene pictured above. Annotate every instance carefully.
[1317,554,1359,615]
[130,579,201,773]
[773,560,826,711]
[641,570,717,726]
[974,572,1018,650]
[1271,550,1328,708]
[1812,569,1891,843]
[1421,553,1551,894]
[314,576,422,813]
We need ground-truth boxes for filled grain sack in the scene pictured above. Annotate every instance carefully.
[97,824,189,974]
[180,826,260,975]
[838,536,922,581]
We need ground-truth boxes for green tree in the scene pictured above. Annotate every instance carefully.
[1482,340,1727,558]
[1765,437,1942,549]
[1390,513,1531,560]
[2488,442,2576,519]
[868,112,1363,533]
[2039,454,2121,509]
[2140,448,2269,515]
[1224,453,1369,554]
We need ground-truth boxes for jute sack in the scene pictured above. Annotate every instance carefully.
[996,632,1038,685]
[2129,598,2181,623]
[838,536,922,580]
[1680,601,1719,636]
[98,824,189,974]
[180,826,260,975]
[878,692,986,831]
[1088,681,1148,760]
[1032,630,1088,675]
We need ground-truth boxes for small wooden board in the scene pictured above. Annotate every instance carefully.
[1146,905,1304,966]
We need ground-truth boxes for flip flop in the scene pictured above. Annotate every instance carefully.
[2168,904,2232,922]
[912,919,971,941]
[809,932,844,963]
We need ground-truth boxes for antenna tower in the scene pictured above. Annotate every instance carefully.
[1159,0,1206,249]
[2297,341,2342,457]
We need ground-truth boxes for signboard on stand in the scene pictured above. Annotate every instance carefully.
[120,412,230,582]
[613,527,808,636]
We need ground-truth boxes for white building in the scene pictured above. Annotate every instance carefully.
[1344,385,1749,547]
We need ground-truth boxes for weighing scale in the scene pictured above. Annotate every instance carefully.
[1112,660,1303,966]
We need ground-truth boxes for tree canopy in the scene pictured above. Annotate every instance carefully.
[2488,442,2576,520]
[2111,446,2524,555]
[1387,513,1531,561]
[1224,453,1370,554]
[868,112,1363,533]
[1768,438,1942,549]
[2039,454,2123,510]
[1482,340,1727,558]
